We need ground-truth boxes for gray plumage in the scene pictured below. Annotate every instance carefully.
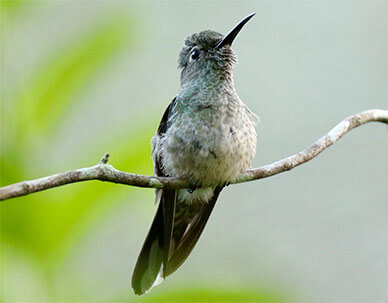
[132,14,257,295]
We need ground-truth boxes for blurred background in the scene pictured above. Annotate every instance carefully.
[1,0,387,302]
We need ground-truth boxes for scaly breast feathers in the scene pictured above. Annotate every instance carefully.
[159,119,255,186]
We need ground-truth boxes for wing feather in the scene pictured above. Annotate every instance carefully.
[132,97,223,295]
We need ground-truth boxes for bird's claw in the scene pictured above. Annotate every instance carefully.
[187,183,202,193]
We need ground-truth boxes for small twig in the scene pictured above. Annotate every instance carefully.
[0,109,387,201]
[99,153,110,164]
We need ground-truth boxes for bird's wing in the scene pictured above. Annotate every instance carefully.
[132,98,177,295]
[132,98,223,295]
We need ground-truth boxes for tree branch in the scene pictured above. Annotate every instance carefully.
[1,109,387,201]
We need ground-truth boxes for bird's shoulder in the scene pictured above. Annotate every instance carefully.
[156,97,177,136]
[152,97,177,177]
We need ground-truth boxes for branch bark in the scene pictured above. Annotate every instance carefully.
[1,109,387,201]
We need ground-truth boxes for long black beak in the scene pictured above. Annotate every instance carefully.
[215,13,255,49]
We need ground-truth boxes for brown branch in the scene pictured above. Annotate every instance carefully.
[0,109,387,201]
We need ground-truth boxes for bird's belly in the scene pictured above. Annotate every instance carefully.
[160,121,256,186]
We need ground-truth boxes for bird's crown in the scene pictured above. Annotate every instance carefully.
[177,14,255,83]
[178,30,223,69]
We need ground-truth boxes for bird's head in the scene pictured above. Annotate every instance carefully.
[178,13,255,86]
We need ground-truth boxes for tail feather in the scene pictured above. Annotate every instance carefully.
[166,186,222,276]
[131,187,222,295]
[131,189,176,295]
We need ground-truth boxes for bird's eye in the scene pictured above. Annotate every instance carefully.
[189,49,201,62]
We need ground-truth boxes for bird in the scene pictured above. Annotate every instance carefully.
[131,13,258,295]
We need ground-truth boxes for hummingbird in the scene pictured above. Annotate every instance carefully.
[132,13,258,295]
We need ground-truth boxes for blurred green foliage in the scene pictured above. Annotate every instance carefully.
[0,0,27,14]
[1,5,135,257]
[130,288,285,302]
[1,3,150,300]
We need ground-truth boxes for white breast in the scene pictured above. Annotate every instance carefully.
[154,99,257,186]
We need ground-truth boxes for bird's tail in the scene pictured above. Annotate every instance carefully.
[131,187,222,295]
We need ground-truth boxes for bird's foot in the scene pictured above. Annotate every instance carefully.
[187,183,203,194]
